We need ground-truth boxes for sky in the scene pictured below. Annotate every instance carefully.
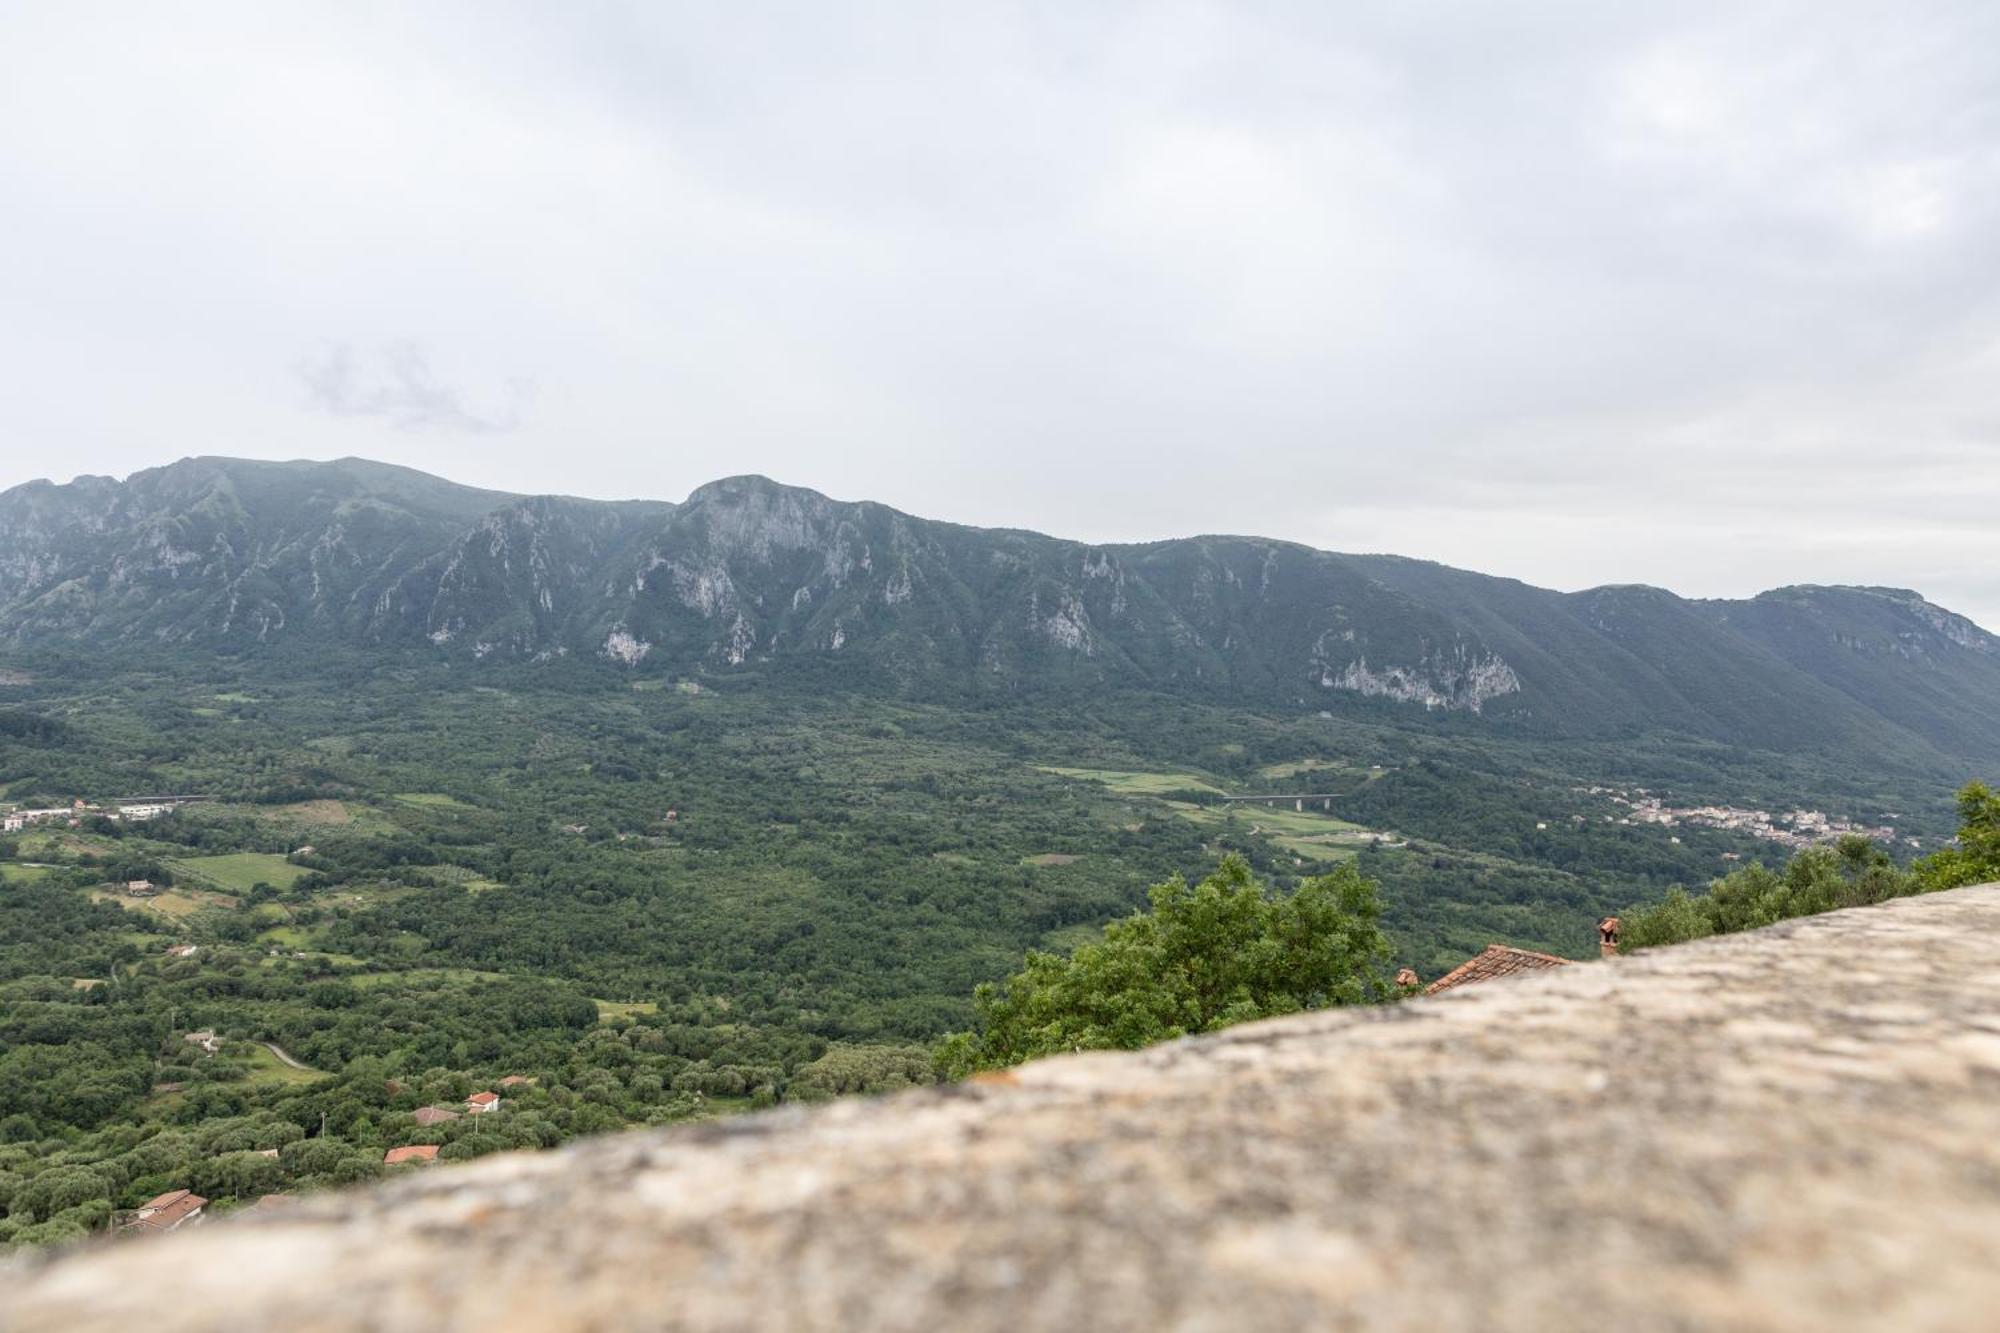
[3,2,1998,629]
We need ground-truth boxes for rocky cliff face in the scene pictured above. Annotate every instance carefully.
[9,884,2000,1332]
[4,458,1999,760]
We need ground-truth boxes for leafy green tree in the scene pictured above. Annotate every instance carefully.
[786,1045,935,1102]
[1914,782,2000,891]
[1621,836,1914,951]
[937,856,1390,1076]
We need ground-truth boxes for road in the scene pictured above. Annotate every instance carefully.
[259,1040,317,1072]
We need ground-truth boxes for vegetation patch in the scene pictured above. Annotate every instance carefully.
[1023,853,1081,867]
[169,852,308,893]
[393,791,477,810]
[1040,767,1225,796]
[595,998,660,1022]
[266,799,353,826]
[238,1042,329,1087]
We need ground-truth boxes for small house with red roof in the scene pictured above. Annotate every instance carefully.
[384,1144,440,1166]
[124,1189,207,1234]
[465,1090,501,1114]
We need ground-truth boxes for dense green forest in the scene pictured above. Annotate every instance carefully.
[0,652,1979,1246]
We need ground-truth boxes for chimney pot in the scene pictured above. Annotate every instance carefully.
[1394,967,1420,989]
[1598,916,1621,958]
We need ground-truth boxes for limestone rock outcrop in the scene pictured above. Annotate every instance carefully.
[9,885,2000,1332]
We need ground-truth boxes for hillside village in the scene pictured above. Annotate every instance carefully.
[1586,787,1908,850]
[2,796,208,833]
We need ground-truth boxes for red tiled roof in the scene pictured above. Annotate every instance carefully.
[384,1144,440,1165]
[413,1106,460,1125]
[496,1075,532,1087]
[1423,944,1572,996]
[127,1190,207,1232]
[466,1091,500,1107]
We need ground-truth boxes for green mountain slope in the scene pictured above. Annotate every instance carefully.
[2,459,1996,769]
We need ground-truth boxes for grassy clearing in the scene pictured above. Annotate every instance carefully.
[1257,758,1349,780]
[1165,800,1379,864]
[595,999,659,1022]
[1039,766,1225,796]
[428,865,505,893]
[0,862,52,886]
[239,1043,327,1086]
[1023,853,1081,867]
[89,887,231,919]
[17,830,120,859]
[1223,804,1370,837]
[212,692,258,703]
[169,852,307,893]
[394,791,477,810]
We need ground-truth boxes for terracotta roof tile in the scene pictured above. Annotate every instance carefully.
[126,1190,207,1232]
[384,1144,441,1166]
[1423,944,1572,996]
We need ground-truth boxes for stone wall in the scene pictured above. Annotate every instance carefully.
[9,884,2000,1332]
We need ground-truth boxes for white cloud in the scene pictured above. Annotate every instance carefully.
[0,1,1995,629]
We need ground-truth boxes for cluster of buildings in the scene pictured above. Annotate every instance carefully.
[2,795,206,834]
[119,1076,536,1236]
[386,1078,530,1165]
[1581,787,1908,850]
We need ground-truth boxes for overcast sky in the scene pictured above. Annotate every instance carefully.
[3,2,1998,628]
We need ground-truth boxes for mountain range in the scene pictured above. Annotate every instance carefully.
[3,455,1997,767]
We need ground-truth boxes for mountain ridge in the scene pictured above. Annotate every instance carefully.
[3,456,1996,767]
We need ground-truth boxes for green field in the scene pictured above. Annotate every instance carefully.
[88,886,234,919]
[0,862,52,886]
[1165,799,1376,864]
[393,791,477,810]
[1039,767,1225,796]
[168,852,308,893]
[240,1042,328,1087]
[595,998,660,1022]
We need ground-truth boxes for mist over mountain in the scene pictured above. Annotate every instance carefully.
[4,456,1997,768]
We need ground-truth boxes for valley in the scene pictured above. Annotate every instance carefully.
[1,458,1994,1245]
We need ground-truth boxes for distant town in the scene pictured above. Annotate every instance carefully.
[1,796,210,834]
[1583,788,1913,851]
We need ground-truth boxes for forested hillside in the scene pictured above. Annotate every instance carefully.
[2,458,1995,1245]
[3,457,1997,770]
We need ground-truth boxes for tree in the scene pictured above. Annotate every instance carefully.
[1621,835,1916,951]
[786,1045,935,1102]
[1915,782,2000,891]
[936,856,1391,1076]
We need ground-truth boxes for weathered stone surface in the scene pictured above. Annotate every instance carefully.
[10,885,2000,1332]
